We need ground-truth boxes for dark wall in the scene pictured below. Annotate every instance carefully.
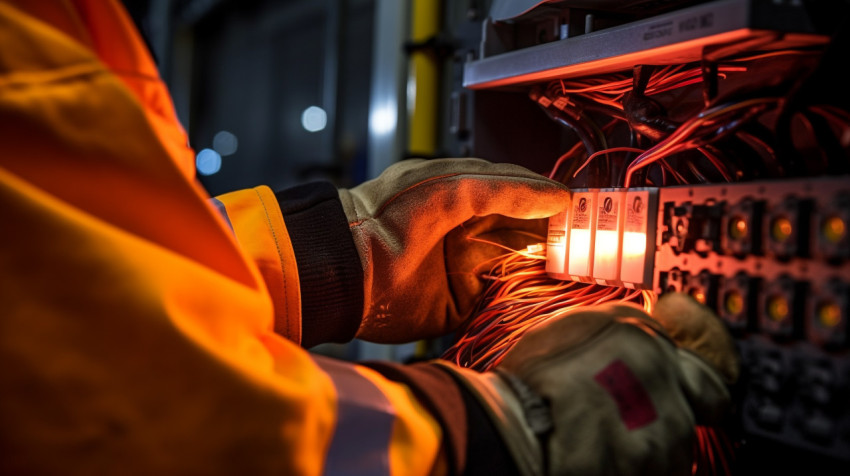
[166,0,375,196]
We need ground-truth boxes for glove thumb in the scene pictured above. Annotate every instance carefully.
[651,293,738,426]
[652,292,740,384]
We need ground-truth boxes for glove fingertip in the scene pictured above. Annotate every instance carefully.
[652,293,740,384]
[499,183,570,221]
[677,349,733,426]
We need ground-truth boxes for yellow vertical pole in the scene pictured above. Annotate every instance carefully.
[410,1,442,361]
[408,0,441,156]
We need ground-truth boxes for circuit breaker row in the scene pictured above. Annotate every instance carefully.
[654,177,850,351]
[545,178,850,349]
[651,177,850,463]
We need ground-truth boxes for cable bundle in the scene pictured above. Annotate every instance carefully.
[442,244,654,372]
[538,49,849,188]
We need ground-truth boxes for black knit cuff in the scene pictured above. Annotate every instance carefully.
[362,361,519,476]
[274,182,363,348]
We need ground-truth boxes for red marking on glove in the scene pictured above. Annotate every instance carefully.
[594,359,658,430]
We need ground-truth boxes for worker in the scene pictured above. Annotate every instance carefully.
[0,1,739,475]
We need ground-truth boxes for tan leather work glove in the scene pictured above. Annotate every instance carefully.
[434,294,739,476]
[338,158,569,343]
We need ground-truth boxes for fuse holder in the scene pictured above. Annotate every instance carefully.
[593,189,626,285]
[545,205,570,279]
[568,190,598,282]
[621,188,658,289]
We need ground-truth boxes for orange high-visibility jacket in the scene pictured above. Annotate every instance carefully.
[0,1,511,474]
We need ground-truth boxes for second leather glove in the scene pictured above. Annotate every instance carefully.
[435,296,737,476]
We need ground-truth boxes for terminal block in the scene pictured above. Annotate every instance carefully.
[593,189,626,285]
[662,201,723,255]
[567,189,598,283]
[545,188,657,289]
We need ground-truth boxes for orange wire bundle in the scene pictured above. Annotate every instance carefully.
[442,243,654,372]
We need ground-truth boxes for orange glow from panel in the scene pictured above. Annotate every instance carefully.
[568,191,597,280]
[689,288,707,305]
[594,229,620,280]
[568,228,592,277]
[767,295,790,321]
[622,231,647,259]
[620,189,656,288]
[817,301,842,328]
[593,191,624,282]
[729,216,749,240]
[724,291,744,315]
[771,217,793,243]
[546,210,569,275]
[822,216,846,244]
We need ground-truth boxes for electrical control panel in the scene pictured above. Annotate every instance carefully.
[655,176,850,465]
[544,176,850,463]
[441,0,850,471]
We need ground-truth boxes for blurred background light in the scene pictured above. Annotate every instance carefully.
[301,106,328,132]
[369,103,396,136]
[196,148,222,176]
[212,130,239,156]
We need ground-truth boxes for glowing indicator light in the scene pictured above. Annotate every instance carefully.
[675,219,687,235]
[767,295,790,321]
[370,104,397,136]
[771,217,793,243]
[527,243,545,254]
[724,291,744,315]
[594,230,621,277]
[689,288,707,305]
[568,191,597,281]
[729,216,748,240]
[817,301,842,328]
[822,216,846,243]
[302,106,328,132]
[568,229,592,275]
[622,232,647,258]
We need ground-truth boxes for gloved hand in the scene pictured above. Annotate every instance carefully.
[338,158,569,343]
[434,293,739,476]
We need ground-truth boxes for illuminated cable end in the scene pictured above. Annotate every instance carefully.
[526,243,546,255]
